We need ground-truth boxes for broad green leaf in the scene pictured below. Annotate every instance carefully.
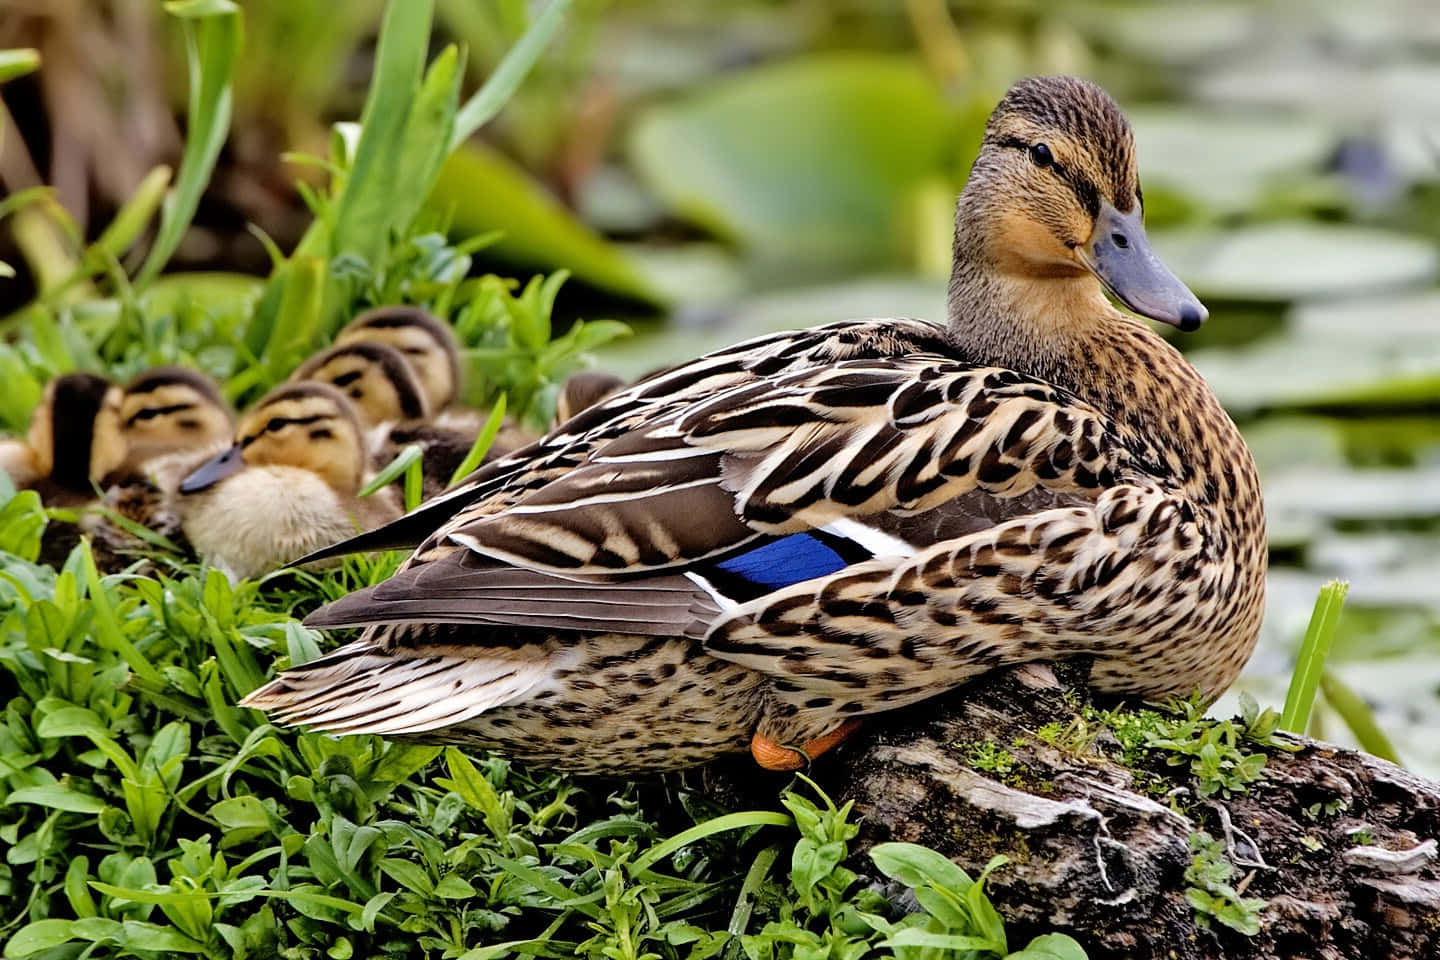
[5,919,77,957]
[120,920,207,953]
[6,783,108,813]
[869,842,974,893]
[628,54,960,270]
[1005,933,1090,960]
[435,143,659,303]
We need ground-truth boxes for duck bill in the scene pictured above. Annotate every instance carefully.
[180,445,243,493]
[1081,203,1208,332]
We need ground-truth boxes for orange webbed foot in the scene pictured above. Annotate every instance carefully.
[750,720,863,771]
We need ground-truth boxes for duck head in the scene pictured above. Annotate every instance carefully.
[335,306,461,413]
[290,340,428,426]
[950,76,1206,336]
[180,382,367,496]
[26,372,126,492]
[120,367,234,467]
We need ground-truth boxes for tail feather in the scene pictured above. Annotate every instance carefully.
[240,639,558,736]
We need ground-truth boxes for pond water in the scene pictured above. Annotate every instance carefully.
[589,0,1440,776]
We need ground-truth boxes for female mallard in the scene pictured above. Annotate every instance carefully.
[242,76,1266,774]
[176,382,401,582]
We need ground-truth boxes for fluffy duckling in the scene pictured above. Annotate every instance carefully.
[84,368,237,569]
[176,382,401,582]
[290,341,429,427]
[554,371,626,425]
[334,306,461,414]
[1,372,126,507]
[291,339,484,498]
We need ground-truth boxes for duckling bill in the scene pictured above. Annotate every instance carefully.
[242,76,1265,776]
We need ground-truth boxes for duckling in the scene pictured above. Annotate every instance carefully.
[116,366,234,475]
[82,367,237,569]
[554,371,626,425]
[290,341,429,427]
[334,306,462,414]
[1,372,126,508]
[176,382,401,582]
[245,77,1264,775]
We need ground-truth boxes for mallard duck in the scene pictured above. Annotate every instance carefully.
[0,372,126,508]
[334,306,463,415]
[176,382,401,582]
[242,76,1266,774]
[86,367,236,569]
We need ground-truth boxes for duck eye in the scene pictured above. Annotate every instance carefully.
[1029,143,1054,168]
[266,417,285,433]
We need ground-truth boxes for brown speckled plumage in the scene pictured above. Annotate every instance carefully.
[241,77,1266,774]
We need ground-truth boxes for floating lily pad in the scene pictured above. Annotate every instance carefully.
[1289,289,1440,339]
[627,54,963,269]
[1155,223,1438,302]
[1129,108,1336,214]
[1190,335,1440,413]
[597,276,947,379]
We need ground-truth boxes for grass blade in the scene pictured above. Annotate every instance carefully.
[448,395,507,485]
[1320,671,1401,764]
[136,3,241,288]
[360,445,424,498]
[628,811,792,876]
[1280,580,1349,734]
[451,0,571,148]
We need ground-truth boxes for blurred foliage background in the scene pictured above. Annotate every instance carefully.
[3,0,1440,773]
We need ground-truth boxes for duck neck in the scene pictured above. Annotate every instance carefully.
[945,218,1126,414]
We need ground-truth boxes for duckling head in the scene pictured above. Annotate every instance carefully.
[180,382,367,497]
[26,372,126,492]
[120,367,234,467]
[950,75,1206,336]
[290,340,428,426]
[335,306,460,413]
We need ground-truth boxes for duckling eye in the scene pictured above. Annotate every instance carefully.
[266,417,286,433]
[1029,143,1054,168]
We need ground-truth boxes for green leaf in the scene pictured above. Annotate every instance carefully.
[120,920,207,953]
[91,165,172,266]
[327,0,435,269]
[448,394,507,485]
[629,53,960,270]
[868,842,974,893]
[1280,580,1350,733]
[629,811,793,876]
[436,144,659,303]
[1320,671,1402,764]
[1006,933,1090,960]
[451,0,571,147]
[5,919,77,957]
[359,444,424,498]
[6,783,108,813]
[136,1,241,287]
[0,47,40,84]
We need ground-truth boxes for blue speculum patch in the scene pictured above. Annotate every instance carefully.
[713,533,850,589]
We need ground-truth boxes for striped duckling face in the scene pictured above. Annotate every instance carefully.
[290,341,428,426]
[120,367,233,466]
[180,383,367,497]
[25,372,127,492]
[334,306,460,413]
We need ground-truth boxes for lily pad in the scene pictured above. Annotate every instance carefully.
[1129,108,1336,214]
[627,54,963,269]
[1155,223,1438,302]
[433,143,661,304]
[1189,335,1440,413]
[596,276,947,379]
